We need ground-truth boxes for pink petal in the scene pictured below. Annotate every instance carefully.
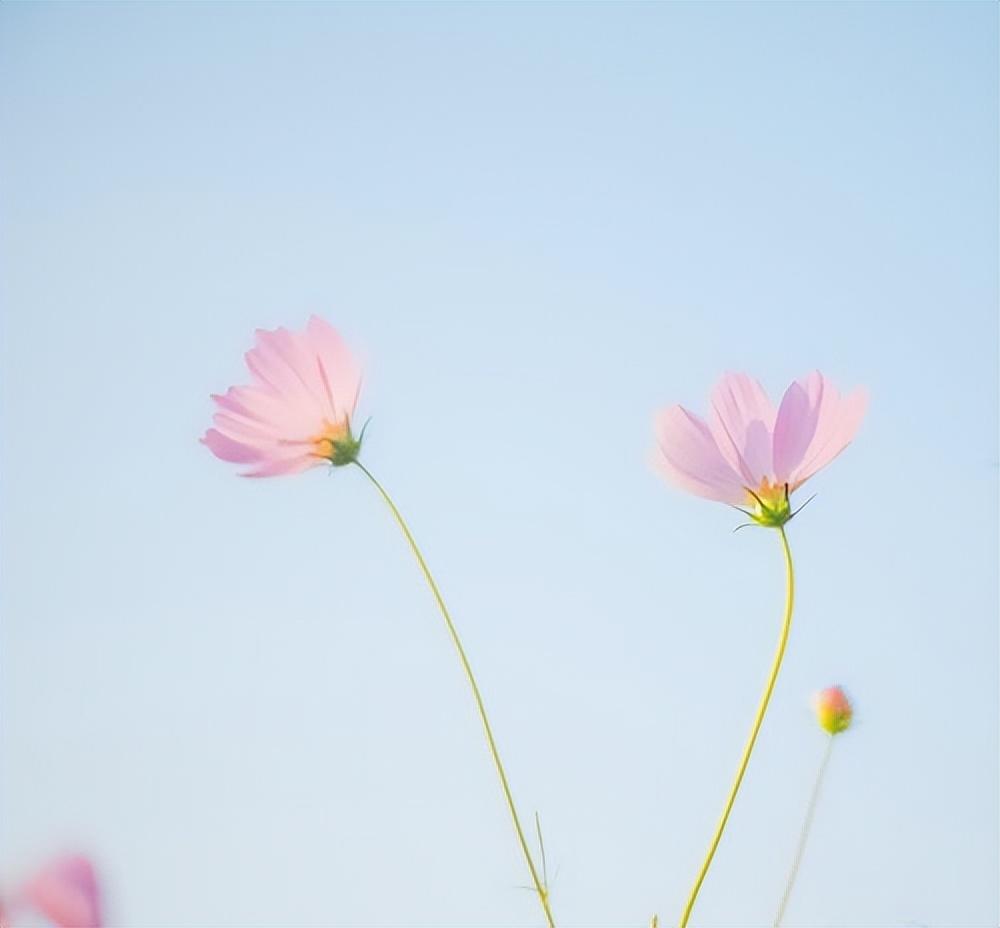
[708,372,775,486]
[242,454,319,478]
[211,387,274,424]
[792,385,868,486]
[252,328,336,420]
[213,385,319,438]
[203,427,316,478]
[244,337,323,419]
[210,411,315,451]
[20,856,101,928]
[653,405,747,505]
[306,316,363,421]
[772,375,824,483]
[202,428,268,464]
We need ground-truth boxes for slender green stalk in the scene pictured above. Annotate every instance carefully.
[679,526,796,927]
[774,735,835,927]
[354,461,555,928]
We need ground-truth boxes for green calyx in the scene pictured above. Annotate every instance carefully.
[733,482,815,532]
[324,417,369,467]
[328,432,363,466]
[748,488,792,527]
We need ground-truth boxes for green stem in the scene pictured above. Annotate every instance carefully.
[679,526,796,927]
[774,735,835,927]
[354,461,555,928]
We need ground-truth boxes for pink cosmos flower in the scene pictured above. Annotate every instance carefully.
[1,855,102,928]
[203,316,364,477]
[813,685,853,734]
[653,371,867,525]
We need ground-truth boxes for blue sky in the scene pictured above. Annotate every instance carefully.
[1,3,996,926]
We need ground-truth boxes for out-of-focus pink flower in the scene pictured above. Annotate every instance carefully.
[813,685,853,735]
[653,371,867,525]
[203,316,364,477]
[3,855,101,928]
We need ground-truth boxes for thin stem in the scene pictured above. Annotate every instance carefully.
[774,736,835,927]
[679,526,796,928]
[353,461,556,928]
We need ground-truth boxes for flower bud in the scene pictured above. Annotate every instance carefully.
[812,685,853,734]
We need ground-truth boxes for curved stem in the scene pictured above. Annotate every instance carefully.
[679,526,795,927]
[774,736,835,927]
[354,461,555,928]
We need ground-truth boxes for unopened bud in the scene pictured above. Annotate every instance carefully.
[812,685,853,735]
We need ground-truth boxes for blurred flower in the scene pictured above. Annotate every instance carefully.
[203,316,364,477]
[813,685,853,734]
[1,855,101,928]
[653,371,867,526]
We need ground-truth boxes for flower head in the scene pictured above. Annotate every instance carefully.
[812,685,853,734]
[202,316,364,477]
[653,371,867,526]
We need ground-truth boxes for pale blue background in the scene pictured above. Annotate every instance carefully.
[1,3,996,926]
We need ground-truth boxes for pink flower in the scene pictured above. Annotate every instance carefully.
[653,371,867,525]
[813,685,853,734]
[2,855,102,928]
[203,316,364,477]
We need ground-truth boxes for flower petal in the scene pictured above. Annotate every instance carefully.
[242,455,318,478]
[210,413,318,460]
[257,327,339,421]
[654,405,747,505]
[306,315,363,421]
[213,385,319,438]
[202,428,269,464]
[203,428,317,478]
[792,384,868,486]
[708,372,775,485]
[20,856,101,928]
[245,332,325,419]
[772,375,823,483]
